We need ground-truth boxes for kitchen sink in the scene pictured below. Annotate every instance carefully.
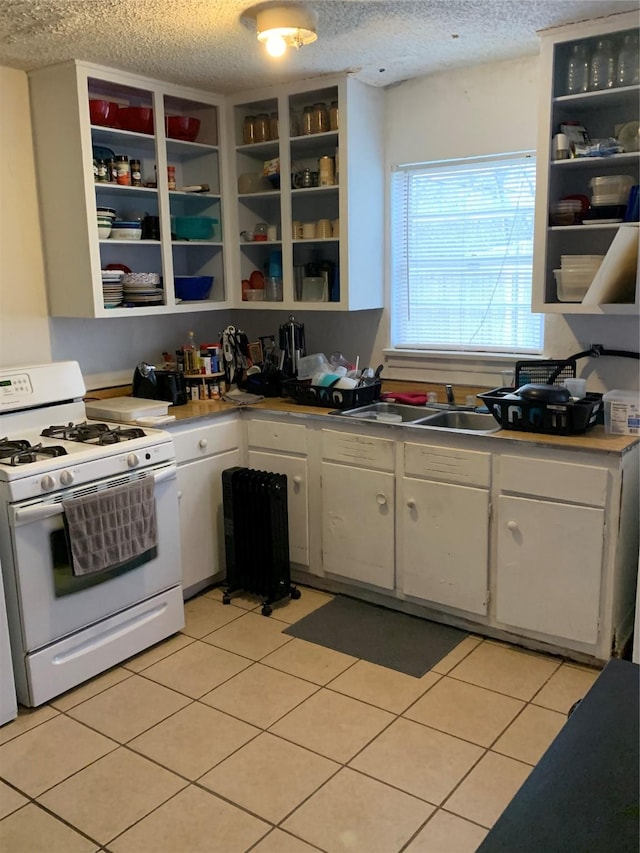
[332,402,440,422]
[331,402,499,433]
[414,410,500,432]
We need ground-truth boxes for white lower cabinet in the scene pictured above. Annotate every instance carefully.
[494,453,609,646]
[170,417,240,597]
[400,442,491,616]
[321,429,396,590]
[495,495,604,643]
[401,478,489,614]
[247,419,309,567]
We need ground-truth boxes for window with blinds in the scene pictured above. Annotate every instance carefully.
[391,153,543,353]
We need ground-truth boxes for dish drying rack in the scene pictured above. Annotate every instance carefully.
[480,358,602,435]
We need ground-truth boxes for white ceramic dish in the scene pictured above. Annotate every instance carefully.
[110,228,142,240]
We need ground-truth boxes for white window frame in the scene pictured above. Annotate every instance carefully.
[389,152,543,360]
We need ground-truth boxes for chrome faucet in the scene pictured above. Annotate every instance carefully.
[445,384,455,405]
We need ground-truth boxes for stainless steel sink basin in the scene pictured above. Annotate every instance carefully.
[332,402,439,422]
[414,410,499,432]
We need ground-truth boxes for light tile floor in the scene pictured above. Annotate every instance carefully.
[0,586,601,853]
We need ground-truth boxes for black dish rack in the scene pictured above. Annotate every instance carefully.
[479,388,603,435]
[480,358,602,435]
[282,377,382,409]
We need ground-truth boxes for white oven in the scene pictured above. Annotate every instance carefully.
[0,362,184,707]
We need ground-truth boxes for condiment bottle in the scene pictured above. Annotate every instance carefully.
[96,160,108,182]
[115,155,130,185]
[167,165,176,190]
[130,159,141,186]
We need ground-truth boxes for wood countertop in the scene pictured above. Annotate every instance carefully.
[85,381,639,454]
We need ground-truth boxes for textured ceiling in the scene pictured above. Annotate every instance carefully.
[0,0,638,94]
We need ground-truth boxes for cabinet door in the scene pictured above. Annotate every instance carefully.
[177,448,240,596]
[248,451,309,566]
[401,477,489,615]
[321,462,394,589]
[496,495,604,643]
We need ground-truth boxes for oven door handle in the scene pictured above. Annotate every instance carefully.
[12,465,177,526]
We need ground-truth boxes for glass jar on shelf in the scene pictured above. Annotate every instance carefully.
[589,38,616,90]
[301,105,314,135]
[254,113,270,143]
[269,112,279,140]
[565,43,589,94]
[312,102,329,133]
[243,115,256,144]
[329,100,339,131]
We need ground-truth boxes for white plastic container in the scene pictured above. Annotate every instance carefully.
[602,389,640,435]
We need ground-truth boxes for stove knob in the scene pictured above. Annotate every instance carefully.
[41,474,56,492]
[127,453,140,468]
[60,470,74,486]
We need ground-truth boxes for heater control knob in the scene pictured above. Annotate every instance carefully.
[127,453,140,468]
[60,470,74,486]
[41,475,56,492]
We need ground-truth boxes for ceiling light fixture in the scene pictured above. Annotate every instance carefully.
[254,4,318,58]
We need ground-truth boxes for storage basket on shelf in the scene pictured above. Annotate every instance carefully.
[282,377,382,409]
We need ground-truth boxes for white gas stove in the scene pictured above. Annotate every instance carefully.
[0,361,184,707]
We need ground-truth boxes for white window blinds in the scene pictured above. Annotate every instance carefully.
[391,153,543,353]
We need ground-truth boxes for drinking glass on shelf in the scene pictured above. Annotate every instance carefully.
[616,32,640,86]
[588,38,616,90]
[565,43,589,94]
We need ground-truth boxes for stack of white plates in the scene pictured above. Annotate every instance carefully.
[553,255,604,301]
[121,272,163,306]
[101,269,124,308]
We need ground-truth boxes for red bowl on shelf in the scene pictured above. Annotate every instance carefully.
[89,99,119,127]
[166,116,201,142]
[117,107,154,135]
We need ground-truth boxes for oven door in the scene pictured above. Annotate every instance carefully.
[9,463,181,652]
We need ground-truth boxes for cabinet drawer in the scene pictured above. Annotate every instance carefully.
[499,455,608,506]
[170,418,240,463]
[247,419,307,454]
[404,443,490,487]
[322,429,395,471]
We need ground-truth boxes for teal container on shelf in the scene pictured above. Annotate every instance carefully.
[172,216,219,241]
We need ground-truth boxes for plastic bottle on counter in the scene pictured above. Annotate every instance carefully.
[183,330,199,373]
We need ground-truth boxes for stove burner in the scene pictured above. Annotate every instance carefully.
[41,421,146,445]
[0,438,31,458]
[0,439,68,466]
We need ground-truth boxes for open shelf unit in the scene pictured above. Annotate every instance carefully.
[532,11,639,314]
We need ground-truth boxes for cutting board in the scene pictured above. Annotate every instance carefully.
[85,397,170,424]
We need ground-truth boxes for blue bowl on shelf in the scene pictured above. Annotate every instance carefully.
[174,275,213,301]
